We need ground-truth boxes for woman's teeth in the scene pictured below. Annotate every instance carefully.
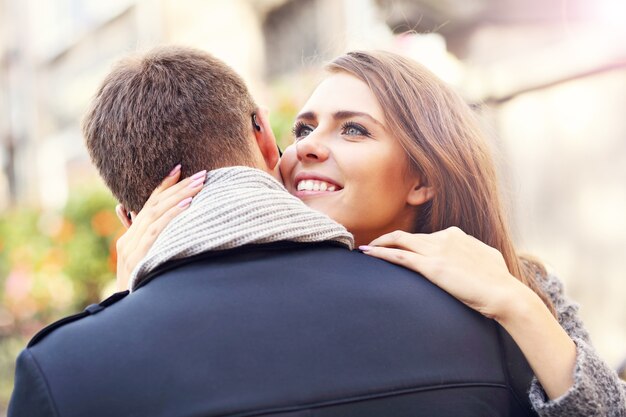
[297,180,337,192]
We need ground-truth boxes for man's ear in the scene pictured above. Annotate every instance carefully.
[252,108,280,171]
[406,178,435,207]
[115,204,133,229]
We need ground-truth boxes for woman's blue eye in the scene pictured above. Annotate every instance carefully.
[341,122,370,137]
[345,126,362,135]
[292,122,314,140]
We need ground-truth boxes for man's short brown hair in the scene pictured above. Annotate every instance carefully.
[83,46,257,212]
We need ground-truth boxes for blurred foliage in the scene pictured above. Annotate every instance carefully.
[0,184,122,412]
[270,99,298,150]
[269,87,299,151]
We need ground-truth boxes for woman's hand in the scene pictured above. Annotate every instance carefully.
[360,227,526,321]
[114,165,207,291]
[361,227,577,399]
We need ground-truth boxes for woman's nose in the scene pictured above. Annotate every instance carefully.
[295,134,330,163]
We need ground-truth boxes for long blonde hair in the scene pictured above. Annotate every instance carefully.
[327,50,554,315]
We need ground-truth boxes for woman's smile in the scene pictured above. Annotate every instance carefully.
[293,171,343,196]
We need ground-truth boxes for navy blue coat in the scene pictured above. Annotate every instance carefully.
[9,242,538,416]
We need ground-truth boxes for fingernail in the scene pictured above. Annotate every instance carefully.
[178,197,193,208]
[188,178,204,188]
[359,245,373,252]
[190,170,207,181]
[168,164,181,176]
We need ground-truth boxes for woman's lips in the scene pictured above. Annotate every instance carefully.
[293,173,343,197]
[296,179,338,192]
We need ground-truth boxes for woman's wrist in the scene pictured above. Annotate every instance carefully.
[492,275,544,326]
[492,276,577,399]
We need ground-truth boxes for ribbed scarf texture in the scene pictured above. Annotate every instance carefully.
[129,167,354,290]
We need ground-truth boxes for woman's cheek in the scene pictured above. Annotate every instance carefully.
[278,145,297,183]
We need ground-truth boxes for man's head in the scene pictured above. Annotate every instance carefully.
[83,46,279,213]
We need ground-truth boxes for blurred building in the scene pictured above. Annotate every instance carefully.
[378,0,626,365]
[0,0,385,207]
[0,0,625,365]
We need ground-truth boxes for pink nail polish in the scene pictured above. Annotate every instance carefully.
[188,178,204,188]
[168,164,181,176]
[178,197,193,208]
[359,245,373,252]
[190,170,207,181]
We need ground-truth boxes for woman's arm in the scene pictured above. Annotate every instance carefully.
[495,282,576,399]
[361,227,625,414]
[528,273,626,416]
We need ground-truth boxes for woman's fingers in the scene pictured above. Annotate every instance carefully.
[116,194,194,290]
[114,165,207,290]
[367,230,433,254]
[361,240,471,309]
[360,245,428,275]
[144,164,186,209]
[140,169,206,223]
[368,227,471,255]
[128,169,206,246]
[363,226,517,317]
[147,164,182,200]
[133,197,193,256]
[116,163,184,232]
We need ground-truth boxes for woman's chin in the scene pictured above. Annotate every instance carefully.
[299,196,344,222]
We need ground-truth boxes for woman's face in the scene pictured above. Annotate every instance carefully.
[280,72,421,245]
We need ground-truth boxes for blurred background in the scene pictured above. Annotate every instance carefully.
[0,0,625,412]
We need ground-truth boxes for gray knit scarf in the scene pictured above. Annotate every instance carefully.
[129,167,354,291]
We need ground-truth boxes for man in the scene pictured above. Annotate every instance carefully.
[9,46,538,417]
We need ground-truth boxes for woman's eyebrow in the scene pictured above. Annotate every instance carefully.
[295,110,385,128]
[295,111,316,121]
[333,111,384,127]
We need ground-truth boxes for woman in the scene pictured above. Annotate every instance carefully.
[116,50,625,416]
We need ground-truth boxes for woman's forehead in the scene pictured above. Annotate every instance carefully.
[299,73,384,120]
